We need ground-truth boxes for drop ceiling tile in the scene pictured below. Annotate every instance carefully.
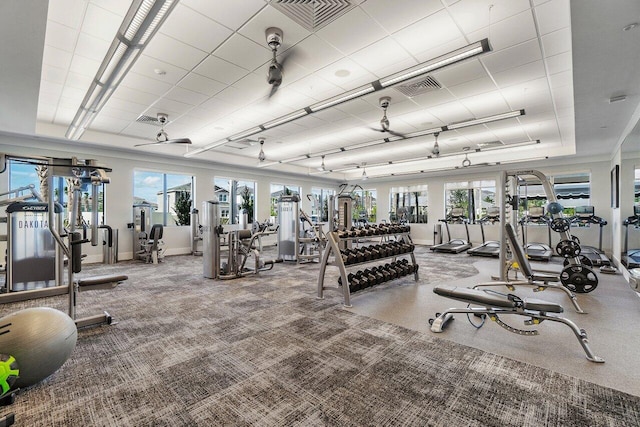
[549,69,572,89]
[112,85,163,106]
[164,86,209,106]
[412,37,470,64]
[69,54,101,78]
[38,90,62,106]
[74,32,111,63]
[410,87,457,108]
[393,9,463,57]
[447,76,497,99]
[159,4,233,53]
[427,100,473,124]
[290,35,345,74]
[81,3,122,42]
[214,34,270,71]
[534,0,570,35]
[492,60,547,88]
[541,27,571,57]
[447,0,530,35]
[316,7,386,55]
[41,64,67,85]
[130,55,190,85]
[120,72,173,96]
[545,51,571,75]
[47,0,86,29]
[194,55,249,85]
[39,81,63,97]
[361,0,443,33]
[314,58,378,91]
[121,122,162,139]
[37,104,56,122]
[98,106,139,121]
[482,10,537,51]
[64,71,93,91]
[350,37,415,77]
[54,106,80,124]
[178,73,226,97]
[94,0,131,16]
[45,21,78,52]
[105,97,148,115]
[143,33,209,71]
[480,39,542,75]
[42,44,73,69]
[183,0,266,29]
[432,59,487,88]
[281,74,341,102]
[152,98,196,117]
[460,91,510,117]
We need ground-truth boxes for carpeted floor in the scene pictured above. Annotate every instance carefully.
[1,248,639,426]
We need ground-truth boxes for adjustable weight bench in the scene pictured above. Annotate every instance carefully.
[473,222,584,313]
[429,285,604,363]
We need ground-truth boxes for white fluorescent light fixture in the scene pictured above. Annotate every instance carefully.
[263,110,308,129]
[309,85,376,112]
[228,127,263,141]
[65,0,178,140]
[445,109,525,130]
[380,39,491,87]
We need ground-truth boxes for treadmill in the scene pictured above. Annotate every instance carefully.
[467,206,500,258]
[622,205,640,269]
[519,206,553,261]
[431,208,472,254]
[569,206,615,272]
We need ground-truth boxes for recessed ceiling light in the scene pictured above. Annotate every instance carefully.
[154,68,167,75]
[334,69,350,77]
[623,23,638,31]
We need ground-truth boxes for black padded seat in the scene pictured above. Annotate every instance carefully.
[434,285,563,313]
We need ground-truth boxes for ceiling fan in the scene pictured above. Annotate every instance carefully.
[369,97,407,139]
[431,132,441,157]
[317,155,327,172]
[134,113,192,147]
[258,138,266,162]
[265,27,295,98]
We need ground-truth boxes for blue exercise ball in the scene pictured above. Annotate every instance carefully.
[547,202,564,214]
[0,307,77,390]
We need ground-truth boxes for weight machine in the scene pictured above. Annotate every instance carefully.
[497,169,599,294]
[202,200,281,279]
[132,203,165,264]
[0,154,127,328]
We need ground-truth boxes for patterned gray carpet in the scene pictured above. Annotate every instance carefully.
[1,247,639,426]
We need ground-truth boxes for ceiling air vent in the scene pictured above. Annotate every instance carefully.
[268,0,360,31]
[135,115,163,126]
[393,76,441,98]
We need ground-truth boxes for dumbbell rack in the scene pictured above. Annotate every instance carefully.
[317,227,418,307]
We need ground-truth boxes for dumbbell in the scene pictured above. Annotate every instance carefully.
[363,269,377,286]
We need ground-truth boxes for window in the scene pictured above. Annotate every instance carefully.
[389,185,428,223]
[518,172,590,217]
[310,187,335,222]
[214,178,256,225]
[8,160,106,226]
[134,170,193,226]
[352,188,377,223]
[270,183,301,221]
[445,180,496,222]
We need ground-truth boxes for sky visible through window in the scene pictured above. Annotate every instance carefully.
[134,171,190,204]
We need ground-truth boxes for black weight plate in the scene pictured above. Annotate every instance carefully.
[550,217,570,232]
[560,265,598,293]
[555,239,581,258]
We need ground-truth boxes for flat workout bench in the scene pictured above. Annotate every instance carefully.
[430,285,604,363]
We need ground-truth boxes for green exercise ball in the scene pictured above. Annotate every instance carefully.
[0,307,77,390]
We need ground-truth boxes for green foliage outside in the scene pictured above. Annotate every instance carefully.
[174,191,191,226]
[240,187,254,223]
[447,189,469,213]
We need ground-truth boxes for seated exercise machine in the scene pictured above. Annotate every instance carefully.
[202,200,282,279]
[0,154,128,328]
[622,205,640,269]
[569,206,616,274]
[137,224,165,264]
[519,206,553,261]
[431,208,472,253]
[429,221,603,363]
[467,206,501,258]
